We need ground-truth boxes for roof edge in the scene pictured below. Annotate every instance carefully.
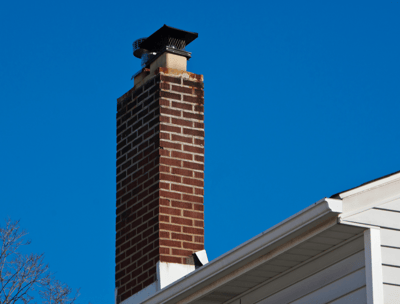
[142,198,342,304]
[331,170,400,199]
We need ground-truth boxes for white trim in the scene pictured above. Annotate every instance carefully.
[364,228,384,304]
[339,219,381,229]
[194,250,209,265]
[141,198,342,304]
[156,262,195,289]
[339,195,400,220]
[338,172,400,199]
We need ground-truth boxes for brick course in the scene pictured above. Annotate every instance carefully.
[116,67,204,301]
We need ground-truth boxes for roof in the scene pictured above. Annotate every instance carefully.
[142,198,345,303]
[330,170,400,198]
[141,170,400,303]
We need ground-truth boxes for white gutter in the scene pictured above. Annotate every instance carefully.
[142,198,342,304]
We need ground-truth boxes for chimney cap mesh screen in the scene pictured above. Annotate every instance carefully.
[139,25,198,53]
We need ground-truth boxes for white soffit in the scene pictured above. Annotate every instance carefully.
[141,198,342,304]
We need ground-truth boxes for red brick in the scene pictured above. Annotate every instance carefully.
[160,165,170,173]
[160,190,181,200]
[194,138,204,146]
[183,128,204,137]
[183,161,204,171]
[171,184,193,194]
[183,210,203,220]
[194,155,204,162]
[172,249,194,257]
[160,207,181,216]
[159,99,170,106]
[193,204,204,211]
[160,173,181,183]
[194,220,204,228]
[171,167,193,177]
[171,200,193,209]
[159,215,170,222]
[183,112,203,120]
[160,91,181,101]
[194,122,204,128]
[183,95,204,104]
[160,157,181,167]
[116,71,204,295]
[160,231,170,239]
[160,107,181,117]
[160,247,170,254]
[172,85,192,94]
[159,198,170,206]
[171,134,193,144]
[183,227,204,235]
[183,178,203,187]
[171,217,192,226]
[184,145,204,154]
[160,182,169,190]
[160,239,181,248]
[160,255,182,263]
[160,124,181,133]
[182,79,203,88]
[171,151,193,161]
[159,223,182,232]
[160,82,170,90]
[183,242,204,250]
[194,89,204,97]
[192,102,204,111]
[159,148,170,156]
[161,75,181,84]
[160,141,181,150]
[172,101,192,111]
[182,194,203,204]
[194,171,204,179]
[171,233,193,242]
[171,118,192,128]
[160,116,170,123]
[194,236,204,243]
[195,188,204,195]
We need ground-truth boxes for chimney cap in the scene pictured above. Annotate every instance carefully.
[139,24,198,53]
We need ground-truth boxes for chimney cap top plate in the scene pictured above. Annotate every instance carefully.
[139,24,198,52]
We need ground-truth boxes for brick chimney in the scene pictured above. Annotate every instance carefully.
[115,25,205,303]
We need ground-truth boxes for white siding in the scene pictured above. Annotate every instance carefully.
[239,236,365,304]
[255,252,365,304]
[328,287,367,304]
[342,198,400,304]
[289,268,365,304]
[383,284,400,304]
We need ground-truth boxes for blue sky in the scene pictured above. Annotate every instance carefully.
[0,0,399,303]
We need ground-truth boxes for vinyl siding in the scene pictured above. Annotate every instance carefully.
[343,197,400,304]
[238,236,365,304]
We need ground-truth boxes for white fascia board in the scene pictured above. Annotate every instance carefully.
[337,172,400,199]
[339,175,400,216]
[142,198,342,304]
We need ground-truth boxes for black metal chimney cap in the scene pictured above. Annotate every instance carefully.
[139,25,198,52]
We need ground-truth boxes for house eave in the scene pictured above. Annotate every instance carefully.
[141,198,342,304]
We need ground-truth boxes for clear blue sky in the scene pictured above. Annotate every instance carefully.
[1,0,399,303]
